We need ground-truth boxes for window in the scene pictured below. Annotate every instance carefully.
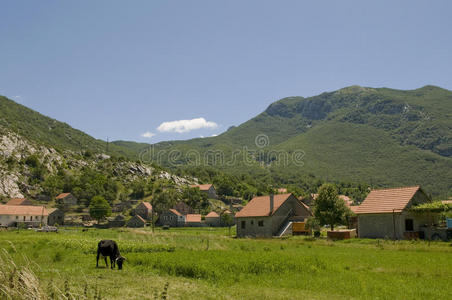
[16,216,19,220]
[251,220,254,225]
[258,220,264,227]
[241,221,246,229]
[405,219,414,231]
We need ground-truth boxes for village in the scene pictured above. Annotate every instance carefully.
[1,183,451,241]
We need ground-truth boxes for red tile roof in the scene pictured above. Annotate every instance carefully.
[356,186,422,214]
[56,193,71,199]
[277,188,288,194]
[139,202,152,210]
[235,193,293,218]
[0,205,48,216]
[185,214,201,223]
[442,200,452,205]
[6,198,31,206]
[169,209,182,216]
[190,184,213,191]
[205,211,219,218]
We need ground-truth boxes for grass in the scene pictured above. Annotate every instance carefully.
[1,227,451,299]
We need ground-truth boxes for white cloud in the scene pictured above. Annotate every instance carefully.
[211,134,218,137]
[157,117,218,133]
[141,131,155,138]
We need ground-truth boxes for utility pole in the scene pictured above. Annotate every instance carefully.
[106,137,109,153]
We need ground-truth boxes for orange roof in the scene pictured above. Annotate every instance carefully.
[277,188,288,194]
[356,186,422,214]
[442,200,452,205]
[56,193,71,199]
[235,194,293,218]
[349,206,359,214]
[311,194,353,206]
[139,202,152,210]
[0,205,48,216]
[6,198,30,206]
[185,214,201,223]
[190,184,213,191]
[169,209,182,216]
[205,211,219,218]
[134,215,146,223]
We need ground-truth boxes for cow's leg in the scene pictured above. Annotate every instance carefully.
[96,250,100,268]
[104,256,108,268]
[110,256,115,269]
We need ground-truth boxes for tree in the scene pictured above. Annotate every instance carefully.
[221,213,234,236]
[148,178,179,232]
[89,195,111,223]
[182,186,208,210]
[312,184,349,231]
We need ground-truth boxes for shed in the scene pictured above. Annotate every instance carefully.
[356,186,433,239]
[127,215,146,228]
[47,208,64,226]
[135,202,153,220]
[185,214,202,227]
[56,193,78,206]
[205,211,220,227]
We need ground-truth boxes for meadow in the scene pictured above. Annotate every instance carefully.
[1,227,451,299]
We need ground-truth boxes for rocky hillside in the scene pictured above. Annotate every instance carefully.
[0,127,194,201]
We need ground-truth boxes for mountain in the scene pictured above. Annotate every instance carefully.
[115,85,452,197]
[0,95,137,159]
[0,96,193,200]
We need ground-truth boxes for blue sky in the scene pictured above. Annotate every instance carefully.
[1,1,451,143]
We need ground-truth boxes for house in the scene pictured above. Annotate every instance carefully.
[127,215,146,228]
[235,193,312,238]
[205,211,220,227]
[47,208,64,226]
[277,188,288,194]
[0,205,48,227]
[172,202,194,215]
[185,214,202,227]
[134,202,153,220]
[356,186,432,239]
[158,209,185,227]
[190,184,218,199]
[56,193,78,206]
[6,198,33,206]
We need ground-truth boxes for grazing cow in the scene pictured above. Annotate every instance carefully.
[96,240,126,270]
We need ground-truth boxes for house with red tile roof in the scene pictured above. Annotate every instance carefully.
[158,209,185,227]
[0,205,48,227]
[235,193,312,238]
[6,198,33,206]
[205,211,220,227]
[134,202,153,220]
[55,193,78,206]
[356,186,433,239]
[185,214,202,227]
[126,214,146,228]
[190,184,218,199]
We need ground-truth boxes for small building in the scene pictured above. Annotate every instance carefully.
[159,209,185,227]
[47,208,64,226]
[185,214,202,227]
[205,211,220,227]
[6,198,33,206]
[0,205,48,227]
[108,215,126,227]
[190,184,218,199]
[172,202,194,215]
[235,193,312,238]
[56,193,78,206]
[356,186,432,239]
[135,202,153,220]
[127,215,146,228]
[277,188,288,194]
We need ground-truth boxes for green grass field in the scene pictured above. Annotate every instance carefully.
[1,227,451,299]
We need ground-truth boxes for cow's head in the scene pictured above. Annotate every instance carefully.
[116,256,126,270]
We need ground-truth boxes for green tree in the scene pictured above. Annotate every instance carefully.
[312,184,349,231]
[221,213,234,236]
[182,186,208,210]
[89,195,111,223]
[148,179,179,232]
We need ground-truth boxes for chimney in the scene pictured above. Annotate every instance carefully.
[269,194,274,214]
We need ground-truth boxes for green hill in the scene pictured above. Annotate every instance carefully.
[115,85,452,197]
[0,95,136,158]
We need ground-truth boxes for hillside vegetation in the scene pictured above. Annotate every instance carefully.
[117,85,452,197]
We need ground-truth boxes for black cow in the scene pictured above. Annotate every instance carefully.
[96,240,126,270]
